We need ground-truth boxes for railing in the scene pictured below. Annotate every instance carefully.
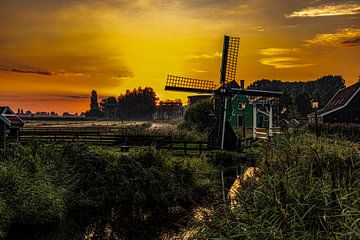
[19,131,208,156]
[156,140,208,155]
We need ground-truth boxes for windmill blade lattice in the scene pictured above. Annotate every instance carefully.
[221,36,240,84]
[165,75,216,93]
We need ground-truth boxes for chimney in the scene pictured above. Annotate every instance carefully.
[240,80,245,89]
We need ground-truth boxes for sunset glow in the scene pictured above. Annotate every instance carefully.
[1,0,360,113]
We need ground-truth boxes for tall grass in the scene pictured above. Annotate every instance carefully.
[0,142,218,239]
[189,133,360,239]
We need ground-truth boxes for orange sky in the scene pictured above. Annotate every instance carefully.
[1,0,360,113]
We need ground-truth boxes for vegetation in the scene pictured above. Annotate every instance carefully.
[309,123,360,142]
[0,143,218,239]
[117,87,158,119]
[249,75,345,118]
[189,133,360,239]
[87,87,159,120]
[181,99,213,132]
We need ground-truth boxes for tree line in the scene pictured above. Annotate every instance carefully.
[86,87,158,119]
[248,75,346,118]
[86,75,347,120]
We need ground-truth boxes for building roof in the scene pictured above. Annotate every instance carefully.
[2,115,24,127]
[308,81,360,117]
[0,107,24,128]
[0,106,14,115]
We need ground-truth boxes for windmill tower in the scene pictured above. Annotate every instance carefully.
[165,36,282,150]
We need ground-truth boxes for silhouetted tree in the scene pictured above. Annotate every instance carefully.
[249,75,345,118]
[295,93,312,116]
[86,90,103,118]
[100,97,119,119]
[118,87,158,119]
[90,90,100,111]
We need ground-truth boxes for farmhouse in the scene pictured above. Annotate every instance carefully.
[0,106,24,149]
[153,100,183,120]
[307,81,360,124]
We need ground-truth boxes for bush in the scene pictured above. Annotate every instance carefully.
[182,99,213,132]
[0,142,218,239]
[309,123,360,142]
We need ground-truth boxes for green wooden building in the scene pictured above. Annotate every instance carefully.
[224,92,279,139]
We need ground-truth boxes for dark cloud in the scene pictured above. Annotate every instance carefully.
[0,62,52,75]
[55,95,88,99]
[342,37,360,46]
[0,68,52,75]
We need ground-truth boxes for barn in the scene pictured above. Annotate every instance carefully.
[0,106,24,149]
[307,81,360,124]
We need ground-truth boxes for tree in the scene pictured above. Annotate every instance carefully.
[117,87,158,119]
[249,75,345,118]
[86,90,103,118]
[295,92,312,116]
[183,99,213,132]
[90,90,100,111]
[100,97,119,119]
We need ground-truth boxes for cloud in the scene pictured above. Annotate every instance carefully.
[342,37,360,46]
[191,69,207,73]
[0,62,52,75]
[259,48,300,56]
[287,3,360,18]
[260,57,315,69]
[187,52,222,59]
[306,28,360,46]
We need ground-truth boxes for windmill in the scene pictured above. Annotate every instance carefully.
[165,35,282,150]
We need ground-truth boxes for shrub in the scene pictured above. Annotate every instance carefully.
[182,99,213,132]
[0,142,218,239]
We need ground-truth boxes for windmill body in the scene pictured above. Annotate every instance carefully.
[165,35,282,150]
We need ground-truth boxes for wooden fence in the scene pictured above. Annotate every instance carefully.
[19,130,208,155]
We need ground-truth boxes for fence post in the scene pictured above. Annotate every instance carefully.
[199,142,202,155]
[184,142,187,155]
[221,170,226,203]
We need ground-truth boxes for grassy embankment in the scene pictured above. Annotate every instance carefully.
[188,133,360,239]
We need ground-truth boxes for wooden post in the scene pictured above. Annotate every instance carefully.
[253,103,257,140]
[0,123,5,150]
[184,142,187,155]
[221,97,228,150]
[221,170,226,203]
[269,104,273,137]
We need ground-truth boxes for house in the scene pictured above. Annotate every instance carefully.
[224,80,279,136]
[207,79,279,140]
[0,106,24,149]
[228,94,272,129]
[153,100,183,120]
[307,81,360,124]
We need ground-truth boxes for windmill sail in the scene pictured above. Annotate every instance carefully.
[165,75,216,94]
[220,36,240,85]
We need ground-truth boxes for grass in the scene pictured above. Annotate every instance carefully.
[23,120,207,142]
[188,132,360,239]
[0,142,218,239]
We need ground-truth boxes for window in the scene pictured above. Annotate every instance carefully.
[238,115,243,127]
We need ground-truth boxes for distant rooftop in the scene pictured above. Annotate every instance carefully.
[309,81,360,117]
